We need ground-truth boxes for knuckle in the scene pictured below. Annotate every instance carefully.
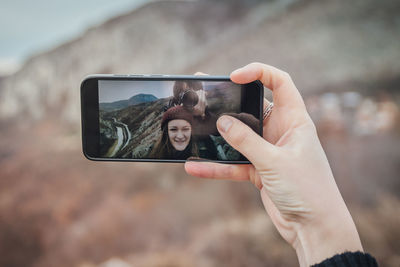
[308,121,317,133]
[249,62,264,70]
[281,71,292,81]
[222,165,234,178]
[210,166,218,179]
[266,146,280,163]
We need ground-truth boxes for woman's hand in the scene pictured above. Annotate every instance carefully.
[185,63,363,267]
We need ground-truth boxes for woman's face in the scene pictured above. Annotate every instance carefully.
[168,119,191,151]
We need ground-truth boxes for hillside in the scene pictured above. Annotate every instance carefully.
[0,1,399,266]
[1,0,398,126]
[100,94,158,111]
[100,98,168,158]
[0,0,266,124]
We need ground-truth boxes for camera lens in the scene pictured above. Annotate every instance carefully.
[181,90,199,107]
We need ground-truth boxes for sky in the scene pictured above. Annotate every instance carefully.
[99,80,174,103]
[98,80,228,103]
[0,0,149,75]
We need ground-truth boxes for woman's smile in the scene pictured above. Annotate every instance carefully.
[168,119,192,151]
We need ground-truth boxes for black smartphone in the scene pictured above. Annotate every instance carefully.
[81,74,263,163]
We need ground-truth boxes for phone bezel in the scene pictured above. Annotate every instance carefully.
[81,74,264,163]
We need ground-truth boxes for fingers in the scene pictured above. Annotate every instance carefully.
[217,115,277,167]
[230,62,305,109]
[185,161,262,189]
[185,161,251,181]
[194,72,209,76]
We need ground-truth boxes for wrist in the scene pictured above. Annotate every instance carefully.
[293,207,363,267]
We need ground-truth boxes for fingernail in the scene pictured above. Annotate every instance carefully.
[218,116,233,133]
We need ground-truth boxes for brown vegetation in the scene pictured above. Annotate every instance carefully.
[1,0,399,266]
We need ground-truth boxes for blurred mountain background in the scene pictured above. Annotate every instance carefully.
[0,0,399,266]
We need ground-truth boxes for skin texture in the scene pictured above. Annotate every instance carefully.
[185,63,363,267]
[168,119,191,151]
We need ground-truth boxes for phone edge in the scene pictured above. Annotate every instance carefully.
[80,74,264,164]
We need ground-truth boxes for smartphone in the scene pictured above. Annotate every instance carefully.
[81,74,264,163]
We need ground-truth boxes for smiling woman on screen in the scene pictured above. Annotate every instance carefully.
[149,106,198,160]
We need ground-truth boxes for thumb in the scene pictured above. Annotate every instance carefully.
[217,115,277,167]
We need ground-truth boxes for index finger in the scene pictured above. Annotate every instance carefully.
[230,62,305,110]
[184,161,262,189]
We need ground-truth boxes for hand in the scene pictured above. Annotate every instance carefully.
[192,72,208,118]
[185,63,363,266]
[193,89,207,118]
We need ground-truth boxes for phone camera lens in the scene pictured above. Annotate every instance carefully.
[181,90,199,108]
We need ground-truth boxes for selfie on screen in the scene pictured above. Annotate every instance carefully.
[98,80,246,160]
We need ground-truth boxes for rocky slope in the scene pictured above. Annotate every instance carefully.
[2,0,399,127]
[0,0,267,124]
[0,1,399,266]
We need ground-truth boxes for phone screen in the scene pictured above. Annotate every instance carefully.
[81,76,263,163]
